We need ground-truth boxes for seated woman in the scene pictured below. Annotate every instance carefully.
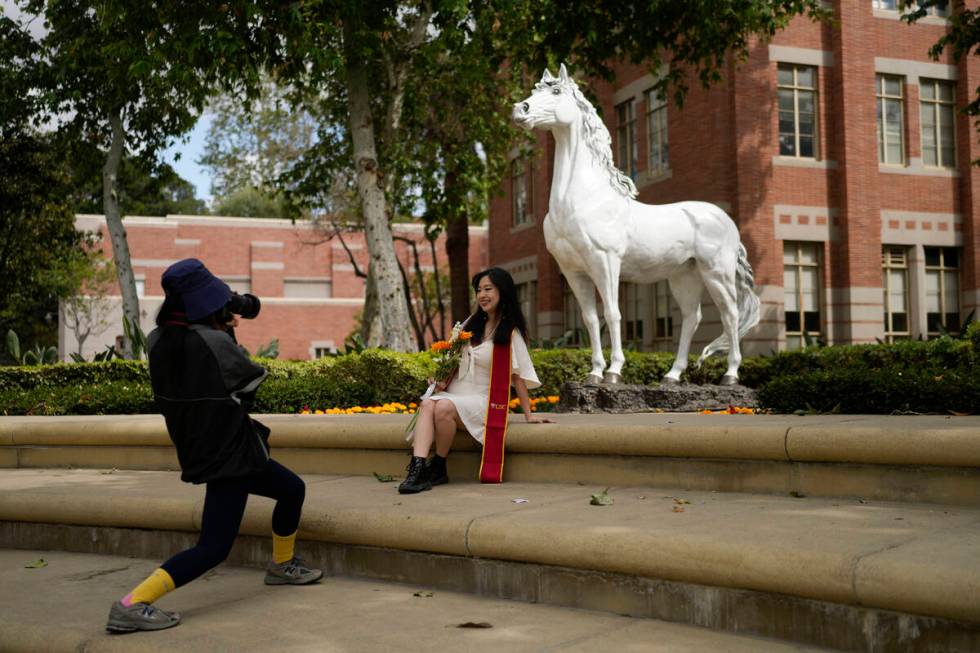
[400,267,552,494]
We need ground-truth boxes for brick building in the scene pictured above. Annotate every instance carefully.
[490,0,978,354]
[61,214,488,361]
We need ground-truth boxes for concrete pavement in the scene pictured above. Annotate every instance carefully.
[0,549,832,653]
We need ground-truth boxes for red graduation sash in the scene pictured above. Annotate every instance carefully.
[479,342,512,483]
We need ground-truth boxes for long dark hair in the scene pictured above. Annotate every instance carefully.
[467,267,529,347]
[155,294,187,328]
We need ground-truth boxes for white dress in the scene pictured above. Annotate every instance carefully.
[429,330,541,444]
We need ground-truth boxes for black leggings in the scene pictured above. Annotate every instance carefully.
[162,459,305,588]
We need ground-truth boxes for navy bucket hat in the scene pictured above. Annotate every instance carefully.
[161,259,231,321]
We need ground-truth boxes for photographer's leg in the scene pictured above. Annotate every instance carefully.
[246,459,322,585]
[107,480,248,632]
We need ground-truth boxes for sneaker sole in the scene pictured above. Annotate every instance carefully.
[264,570,324,586]
[106,617,180,633]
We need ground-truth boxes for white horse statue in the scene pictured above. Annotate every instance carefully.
[512,65,760,385]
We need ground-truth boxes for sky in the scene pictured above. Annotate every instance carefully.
[4,0,216,204]
[162,114,215,203]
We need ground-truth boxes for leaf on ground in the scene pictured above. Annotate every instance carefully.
[673,498,690,505]
[511,498,528,504]
[456,622,493,629]
[590,489,613,506]
[413,590,434,598]
[373,472,396,482]
[789,491,806,498]
[25,558,47,568]
[672,506,685,513]
[99,468,118,475]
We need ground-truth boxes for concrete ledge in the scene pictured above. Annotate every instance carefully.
[2,469,980,627]
[4,527,979,652]
[3,414,980,467]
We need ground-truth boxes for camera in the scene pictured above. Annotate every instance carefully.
[225,292,261,320]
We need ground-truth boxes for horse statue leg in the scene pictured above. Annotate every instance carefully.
[699,265,742,386]
[662,266,704,384]
[564,270,606,384]
[593,255,624,384]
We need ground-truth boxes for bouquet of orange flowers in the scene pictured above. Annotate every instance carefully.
[430,322,473,384]
[406,321,472,438]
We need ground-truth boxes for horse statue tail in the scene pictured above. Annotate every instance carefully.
[697,241,761,365]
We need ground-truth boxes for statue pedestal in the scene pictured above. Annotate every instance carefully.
[556,381,758,414]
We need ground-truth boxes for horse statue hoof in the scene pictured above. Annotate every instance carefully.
[720,374,739,386]
[660,376,679,385]
[603,372,622,384]
[584,374,603,385]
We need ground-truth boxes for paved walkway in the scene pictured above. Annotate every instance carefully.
[0,549,832,652]
[1,469,978,624]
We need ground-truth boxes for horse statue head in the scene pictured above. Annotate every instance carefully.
[513,64,638,199]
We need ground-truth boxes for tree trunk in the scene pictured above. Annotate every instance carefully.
[359,265,383,347]
[102,111,140,359]
[445,171,471,325]
[344,22,416,352]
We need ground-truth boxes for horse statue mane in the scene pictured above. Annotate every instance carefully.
[536,72,638,199]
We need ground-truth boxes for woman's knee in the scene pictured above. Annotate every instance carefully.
[434,400,457,422]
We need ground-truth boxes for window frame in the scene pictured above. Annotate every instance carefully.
[882,246,911,342]
[777,64,819,159]
[876,74,906,166]
[510,159,530,227]
[783,241,823,350]
[644,87,669,176]
[615,98,638,180]
[924,246,962,337]
[919,78,956,169]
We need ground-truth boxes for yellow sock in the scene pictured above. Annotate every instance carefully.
[272,531,297,564]
[122,568,175,606]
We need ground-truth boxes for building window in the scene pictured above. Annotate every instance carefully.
[645,87,669,175]
[619,283,646,346]
[135,279,145,298]
[616,98,638,180]
[313,346,336,359]
[920,79,956,168]
[882,247,910,342]
[872,0,947,14]
[925,246,961,336]
[783,241,822,350]
[516,280,537,339]
[284,279,331,298]
[562,278,586,346]
[511,159,529,227]
[653,281,673,346]
[777,64,818,158]
[876,75,905,165]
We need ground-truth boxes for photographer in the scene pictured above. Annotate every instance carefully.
[106,258,321,634]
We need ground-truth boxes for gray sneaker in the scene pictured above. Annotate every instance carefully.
[264,556,323,585]
[106,600,180,633]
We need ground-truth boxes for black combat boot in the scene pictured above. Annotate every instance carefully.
[427,454,449,486]
[398,456,432,494]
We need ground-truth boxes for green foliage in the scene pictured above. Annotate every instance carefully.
[5,337,976,416]
[758,337,980,414]
[255,339,280,359]
[67,146,208,216]
[212,186,291,219]
[6,330,58,366]
[0,133,89,351]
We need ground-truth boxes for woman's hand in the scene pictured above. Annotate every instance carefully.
[428,378,449,392]
[524,416,554,424]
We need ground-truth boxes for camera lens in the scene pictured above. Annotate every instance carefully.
[226,292,261,319]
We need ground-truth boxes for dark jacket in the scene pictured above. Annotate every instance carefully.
[148,323,270,484]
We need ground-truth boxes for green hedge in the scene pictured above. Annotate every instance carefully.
[1,326,977,415]
[758,327,980,414]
